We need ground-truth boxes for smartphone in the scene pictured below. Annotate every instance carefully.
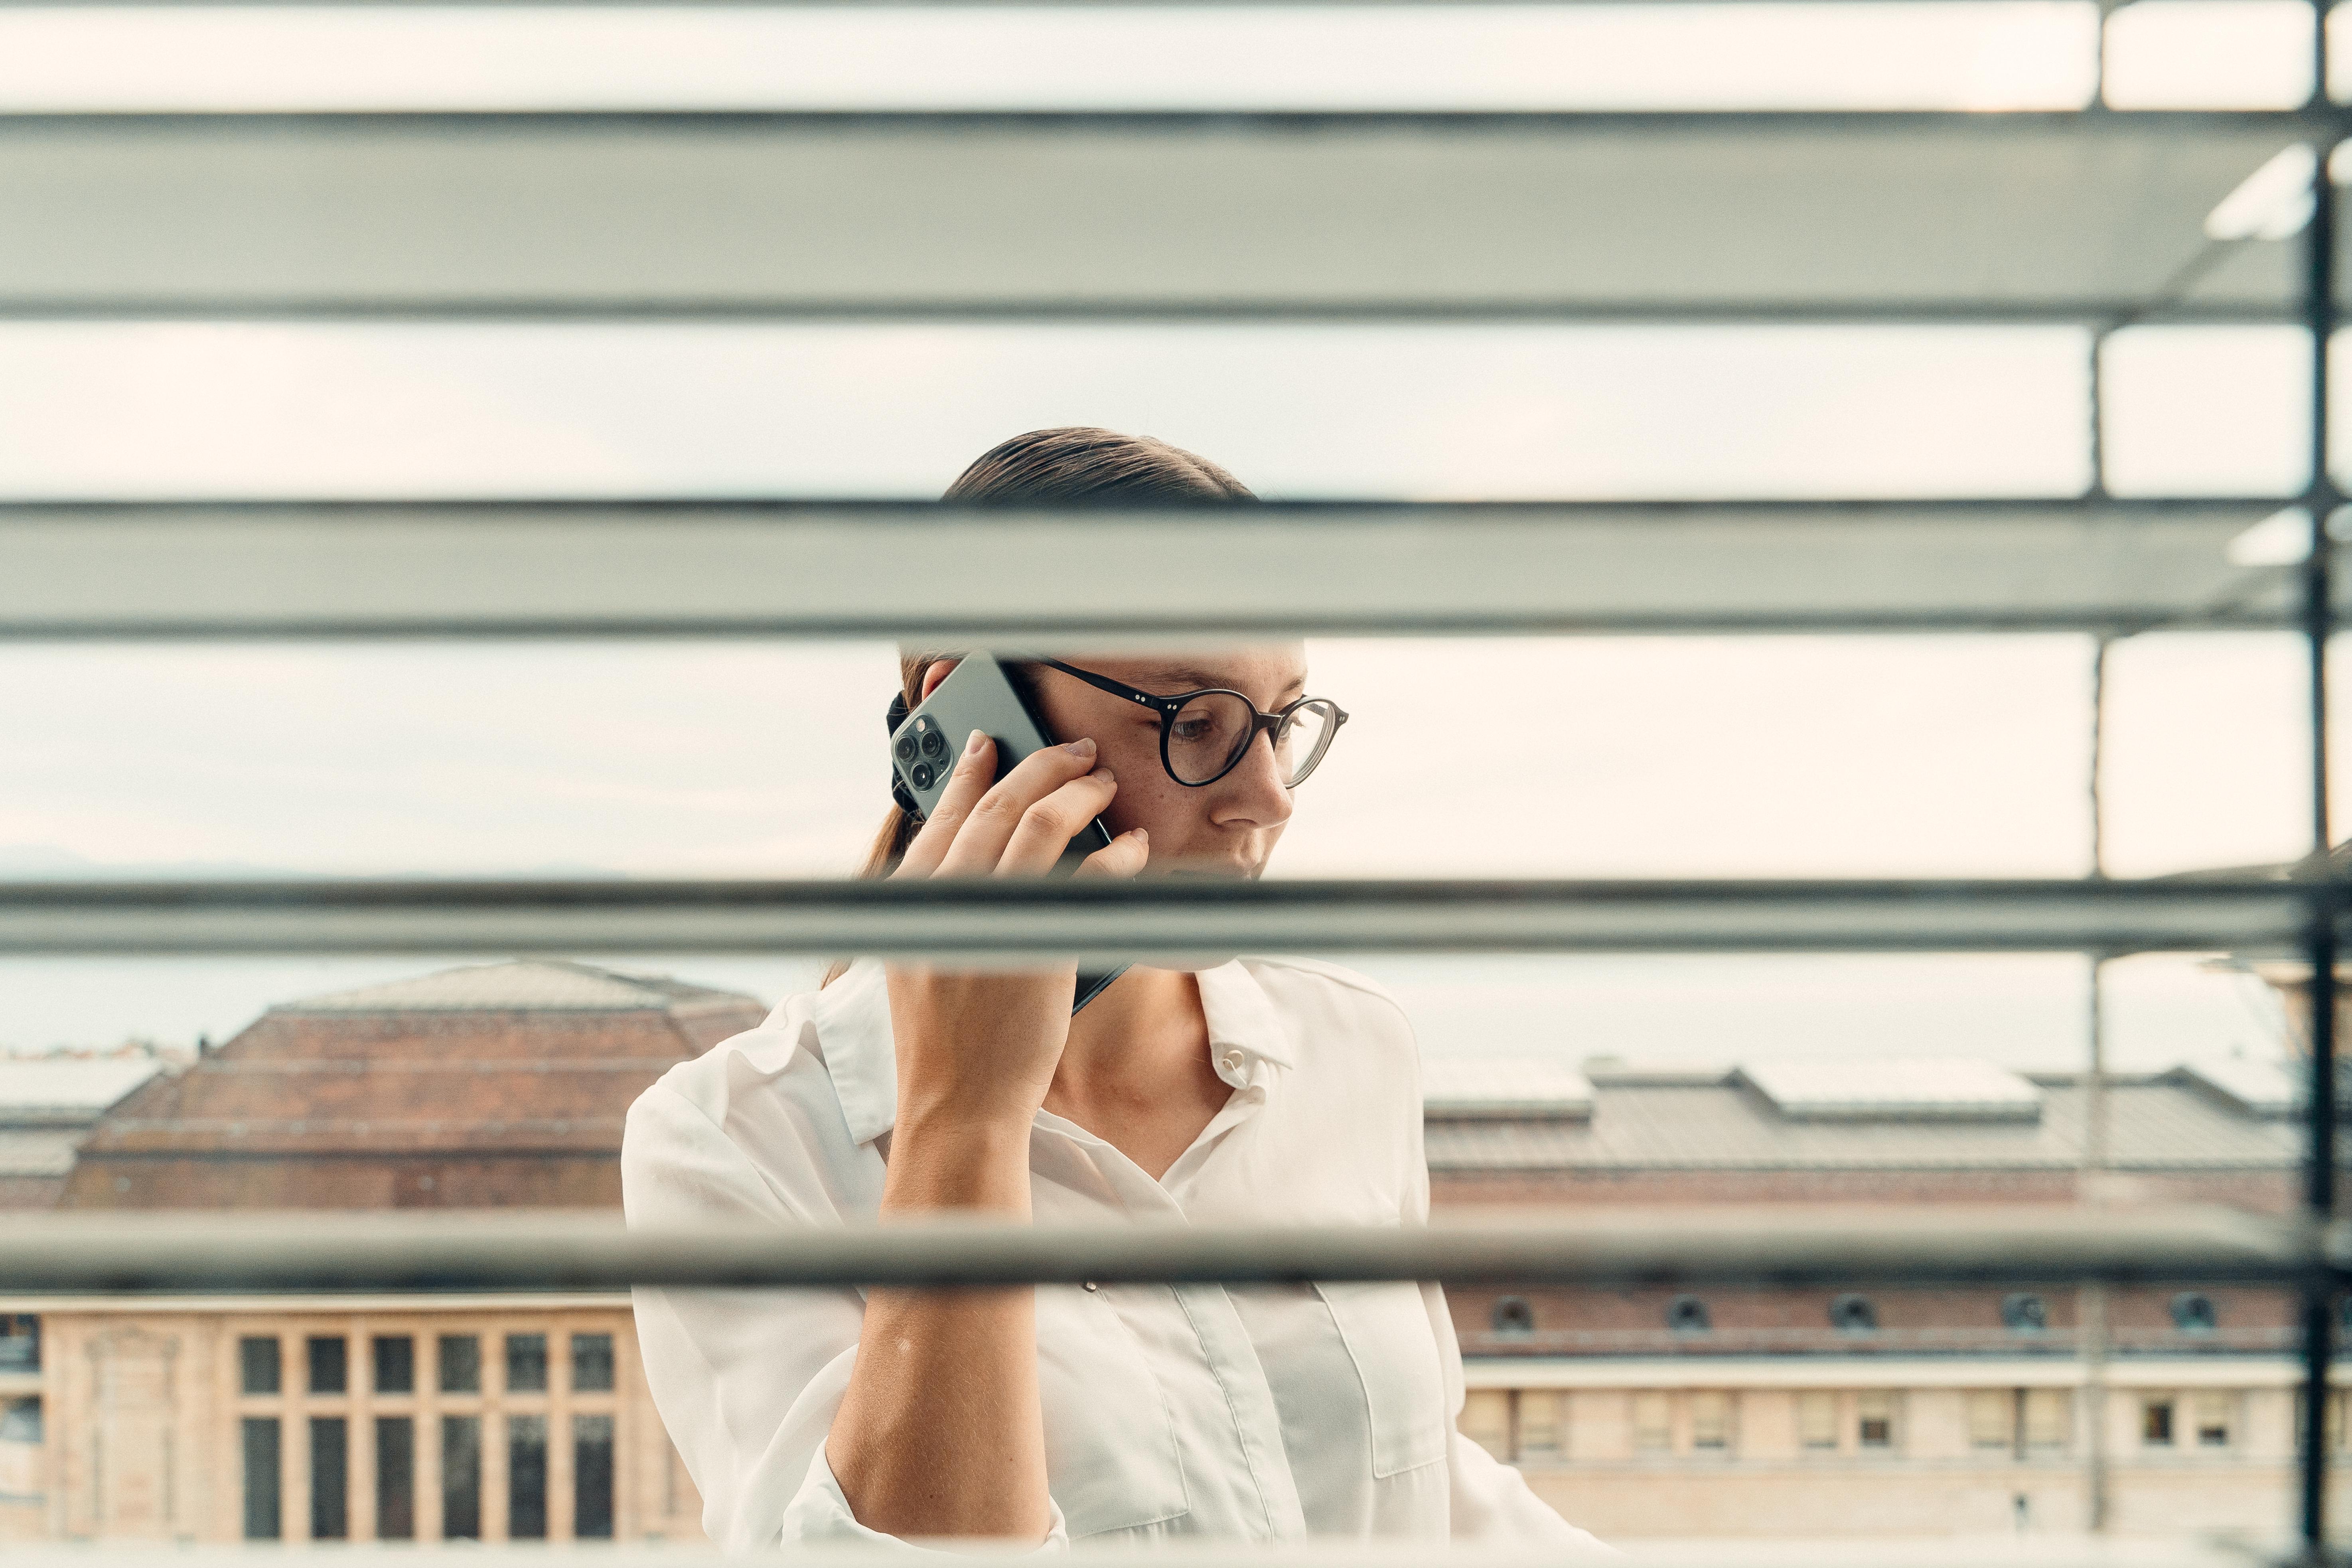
[891,654,1128,1013]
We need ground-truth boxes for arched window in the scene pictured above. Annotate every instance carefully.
[1828,1293,1878,1333]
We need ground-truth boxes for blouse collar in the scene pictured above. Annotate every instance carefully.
[805,959,1295,1149]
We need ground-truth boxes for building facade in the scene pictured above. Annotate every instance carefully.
[1425,1055,2320,1537]
[2,961,764,1544]
[0,968,2328,1542]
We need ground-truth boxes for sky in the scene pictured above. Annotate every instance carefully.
[0,0,2331,1073]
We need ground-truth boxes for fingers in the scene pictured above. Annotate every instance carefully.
[992,768,1122,877]
[1073,827,1149,881]
[934,737,1110,878]
[891,730,999,880]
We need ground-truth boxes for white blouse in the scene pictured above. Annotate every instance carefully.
[622,955,1607,1553]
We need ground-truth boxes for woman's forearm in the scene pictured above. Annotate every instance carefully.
[826,1115,1052,1541]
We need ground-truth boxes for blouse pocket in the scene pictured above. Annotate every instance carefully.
[1316,1280,1451,1477]
[1034,1287,1190,1536]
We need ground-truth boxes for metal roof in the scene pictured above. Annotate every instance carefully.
[1424,1077,2301,1174]
[0,1057,164,1125]
[1736,1057,2044,1122]
[274,959,760,1016]
[1423,1056,1594,1121]
[0,1128,91,1178]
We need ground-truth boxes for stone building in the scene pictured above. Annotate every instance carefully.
[3,961,764,1545]
[0,963,2329,1542]
[1424,1053,2321,1538]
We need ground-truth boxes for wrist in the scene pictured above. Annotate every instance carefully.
[882,1111,1034,1217]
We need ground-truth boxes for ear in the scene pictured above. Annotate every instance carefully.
[918,658,960,702]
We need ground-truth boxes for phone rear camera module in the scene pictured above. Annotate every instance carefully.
[919,729,948,761]
[894,736,918,763]
[910,762,935,790]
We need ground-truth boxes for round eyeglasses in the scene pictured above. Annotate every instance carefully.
[1033,657,1348,789]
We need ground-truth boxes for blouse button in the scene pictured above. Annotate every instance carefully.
[1219,1049,1246,1077]
[1082,1281,1100,1293]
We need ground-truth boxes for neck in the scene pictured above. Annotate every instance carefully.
[1059,965,1198,1081]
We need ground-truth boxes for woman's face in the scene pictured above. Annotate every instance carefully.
[949,647,1306,880]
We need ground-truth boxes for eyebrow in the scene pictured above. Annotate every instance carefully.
[1124,664,1309,702]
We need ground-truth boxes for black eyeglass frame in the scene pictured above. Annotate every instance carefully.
[1032,657,1350,789]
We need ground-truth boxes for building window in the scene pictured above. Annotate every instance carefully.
[2193,1393,2234,1448]
[1490,1297,1535,1337]
[373,1335,414,1396]
[572,1333,615,1393]
[375,1416,415,1540]
[241,1416,281,1541]
[1517,1391,1565,1462]
[1829,1294,1878,1333]
[0,1316,41,1372]
[2143,1398,2176,1447]
[309,1416,348,1539]
[2001,1294,2047,1332]
[438,1335,481,1396]
[1460,1390,1512,1460]
[1856,1391,1897,1450]
[1631,1392,1672,1454]
[239,1336,281,1396]
[1689,1391,1732,1452]
[1967,1390,2013,1450]
[506,1333,550,1394]
[2169,1293,2218,1333]
[574,1415,616,1540]
[1797,1392,1838,1451]
[509,1414,550,1539]
[2022,1388,2071,1452]
[441,1415,482,1540]
[306,1337,347,1396]
[1665,1295,1711,1333]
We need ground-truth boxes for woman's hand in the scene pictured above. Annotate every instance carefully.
[884,730,1150,1145]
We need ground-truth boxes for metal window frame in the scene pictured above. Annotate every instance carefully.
[7,4,2352,1554]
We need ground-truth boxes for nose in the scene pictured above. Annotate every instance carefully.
[1211,725,1296,829]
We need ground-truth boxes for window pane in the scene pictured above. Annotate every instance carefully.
[308,1417,347,1540]
[1690,1390,1731,1451]
[2024,1388,2072,1450]
[1967,1390,2014,1449]
[240,1416,281,1541]
[2144,1399,2176,1446]
[570,1333,615,1394]
[505,1334,548,1395]
[440,1415,481,1540]
[1797,1391,1837,1450]
[239,1337,281,1397]
[574,1414,615,1541]
[375,1416,414,1541]
[306,1337,347,1396]
[2195,1392,2233,1447]
[438,1335,480,1396]
[1517,1391,1563,1460]
[509,1414,549,1540]
[1857,1391,1896,1450]
[1459,1390,1511,1461]
[373,1336,414,1396]
[1632,1391,1672,1454]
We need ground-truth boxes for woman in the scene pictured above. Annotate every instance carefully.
[623,428,1604,1552]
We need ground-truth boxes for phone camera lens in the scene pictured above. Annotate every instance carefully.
[910,762,935,790]
[894,736,917,763]
[919,729,947,760]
